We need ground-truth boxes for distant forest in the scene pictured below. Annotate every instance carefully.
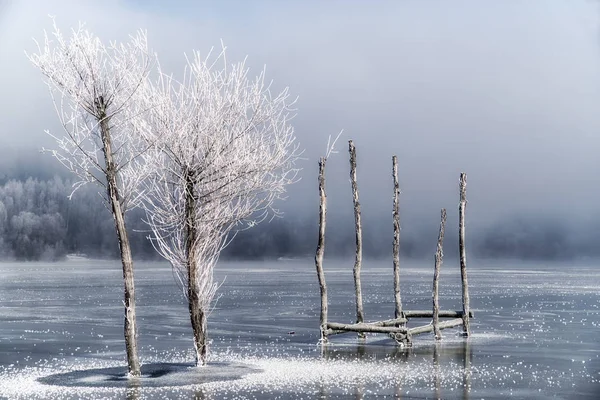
[1,170,600,262]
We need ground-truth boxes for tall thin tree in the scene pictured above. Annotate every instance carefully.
[138,47,301,366]
[27,20,152,376]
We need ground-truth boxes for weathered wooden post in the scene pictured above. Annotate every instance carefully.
[433,208,446,341]
[459,173,471,336]
[315,157,329,342]
[392,155,402,319]
[349,140,365,329]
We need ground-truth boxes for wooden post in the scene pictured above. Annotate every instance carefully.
[315,158,329,342]
[392,155,402,319]
[433,208,446,341]
[349,140,365,329]
[459,173,471,336]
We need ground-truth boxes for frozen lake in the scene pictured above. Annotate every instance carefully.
[0,258,599,398]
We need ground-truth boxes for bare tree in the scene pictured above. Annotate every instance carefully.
[138,46,301,366]
[27,20,152,377]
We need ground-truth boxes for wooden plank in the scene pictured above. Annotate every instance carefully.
[375,317,408,327]
[323,317,408,336]
[403,310,474,318]
[408,318,464,336]
[326,322,408,334]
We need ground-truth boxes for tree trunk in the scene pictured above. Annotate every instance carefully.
[188,282,208,366]
[348,141,364,329]
[392,155,402,319]
[459,173,471,337]
[315,158,329,341]
[433,208,446,341]
[184,168,208,366]
[98,105,140,377]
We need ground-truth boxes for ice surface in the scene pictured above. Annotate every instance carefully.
[0,259,599,398]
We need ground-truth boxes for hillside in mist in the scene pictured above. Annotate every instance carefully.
[0,152,596,262]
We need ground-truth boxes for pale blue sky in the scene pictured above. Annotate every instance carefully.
[1,0,599,223]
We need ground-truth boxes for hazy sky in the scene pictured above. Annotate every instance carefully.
[1,0,600,228]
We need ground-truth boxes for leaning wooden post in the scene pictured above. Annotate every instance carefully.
[348,140,365,329]
[433,208,446,341]
[392,156,403,319]
[315,158,329,342]
[459,172,471,336]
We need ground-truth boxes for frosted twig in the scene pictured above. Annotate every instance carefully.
[325,130,343,159]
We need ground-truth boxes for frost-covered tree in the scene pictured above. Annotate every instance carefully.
[27,20,152,376]
[10,211,66,260]
[139,47,301,366]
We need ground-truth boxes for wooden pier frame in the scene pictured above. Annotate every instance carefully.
[314,140,473,345]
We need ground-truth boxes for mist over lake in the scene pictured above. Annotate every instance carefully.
[2,0,600,261]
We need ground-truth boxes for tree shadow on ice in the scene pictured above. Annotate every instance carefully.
[37,361,260,388]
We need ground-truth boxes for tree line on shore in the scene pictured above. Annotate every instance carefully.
[0,175,596,262]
